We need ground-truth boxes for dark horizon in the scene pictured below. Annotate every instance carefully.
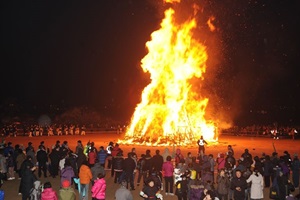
[1,0,300,126]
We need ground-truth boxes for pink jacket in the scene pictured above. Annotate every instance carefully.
[41,188,58,200]
[91,178,106,199]
[162,161,174,177]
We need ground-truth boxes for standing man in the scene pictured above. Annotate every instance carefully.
[106,142,114,169]
[197,135,208,157]
[36,145,48,178]
[230,169,247,200]
[151,150,164,181]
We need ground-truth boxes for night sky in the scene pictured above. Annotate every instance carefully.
[1,0,300,125]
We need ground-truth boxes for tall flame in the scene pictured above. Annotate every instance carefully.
[122,6,217,146]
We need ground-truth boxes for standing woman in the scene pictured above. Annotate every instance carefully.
[246,167,264,200]
[91,172,106,200]
[216,169,230,200]
[162,155,174,195]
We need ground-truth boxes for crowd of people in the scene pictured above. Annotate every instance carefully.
[0,137,299,200]
[222,125,299,139]
[2,123,88,137]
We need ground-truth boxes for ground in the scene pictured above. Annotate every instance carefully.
[1,131,300,199]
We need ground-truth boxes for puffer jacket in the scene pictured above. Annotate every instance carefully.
[91,178,106,199]
[41,188,58,200]
[79,164,92,184]
[162,161,174,177]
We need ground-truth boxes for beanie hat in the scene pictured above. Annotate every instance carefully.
[62,180,70,188]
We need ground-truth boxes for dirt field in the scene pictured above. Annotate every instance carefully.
[1,132,300,199]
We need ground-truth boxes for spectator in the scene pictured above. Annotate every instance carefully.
[91,172,106,200]
[115,179,133,200]
[140,179,162,200]
[41,181,58,200]
[91,159,106,185]
[60,160,75,188]
[151,150,164,181]
[162,155,174,195]
[97,146,107,168]
[216,169,230,200]
[137,154,147,187]
[230,169,247,200]
[20,166,37,200]
[79,160,92,200]
[112,151,124,184]
[291,154,300,189]
[36,145,48,178]
[58,180,76,200]
[246,167,264,200]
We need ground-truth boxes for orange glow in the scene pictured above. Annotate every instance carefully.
[207,16,216,32]
[120,5,217,146]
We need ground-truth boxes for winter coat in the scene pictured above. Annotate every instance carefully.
[79,164,92,184]
[29,180,42,200]
[97,150,107,165]
[91,178,106,200]
[113,156,124,172]
[141,185,159,200]
[41,188,58,200]
[58,187,76,200]
[37,149,48,164]
[88,151,97,165]
[230,176,247,200]
[162,161,174,177]
[262,159,273,176]
[21,168,36,197]
[60,166,75,187]
[91,162,106,181]
[217,174,230,195]
[246,172,264,199]
[16,153,26,170]
[76,148,87,170]
[115,186,133,200]
[189,184,204,200]
[151,154,164,172]
[217,157,225,170]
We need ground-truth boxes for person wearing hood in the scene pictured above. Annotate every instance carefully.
[115,179,133,200]
[91,159,106,185]
[59,180,76,200]
[29,180,42,200]
[246,167,264,200]
[60,160,75,188]
[20,166,37,200]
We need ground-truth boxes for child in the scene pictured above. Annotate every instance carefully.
[41,181,58,200]
[91,172,106,200]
